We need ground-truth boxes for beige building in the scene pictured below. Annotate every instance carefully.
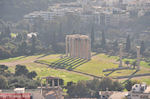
[66,34,91,60]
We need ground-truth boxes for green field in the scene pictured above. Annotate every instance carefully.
[9,62,90,85]
[1,53,150,85]
[36,53,150,84]
[1,54,90,85]
[37,54,150,77]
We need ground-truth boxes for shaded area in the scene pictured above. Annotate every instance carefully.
[103,67,132,72]
[121,70,139,84]
[103,67,134,77]
[49,57,89,70]
[104,70,115,76]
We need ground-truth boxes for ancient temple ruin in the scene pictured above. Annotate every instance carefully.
[65,34,91,60]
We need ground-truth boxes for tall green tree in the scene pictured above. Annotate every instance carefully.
[99,77,113,91]
[91,26,95,49]
[125,80,141,91]
[101,29,106,49]
[125,61,130,66]
[58,22,64,42]
[67,81,90,98]
[1,25,11,38]
[18,41,28,55]
[86,79,100,91]
[15,65,29,76]
[112,40,118,52]
[0,46,11,59]
[140,41,145,55]
[113,81,123,91]
[27,71,37,79]
[5,26,11,38]
[0,65,8,72]
[0,75,8,89]
[31,35,37,54]
[132,61,137,69]
[126,35,131,52]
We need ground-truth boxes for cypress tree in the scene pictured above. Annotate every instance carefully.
[126,35,131,52]
[5,26,11,38]
[31,35,37,54]
[101,29,106,48]
[140,41,145,55]
[91,26,95,49]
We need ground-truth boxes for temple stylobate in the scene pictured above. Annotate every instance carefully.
[66,34,91,60]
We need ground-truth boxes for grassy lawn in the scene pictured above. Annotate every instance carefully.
[9,62,90,85]
[2,53,150,85]
[35,54,61,64]
[37,53,150,77]
[75,54,120,76]
[75,56,118,76]
[37,59,59,64]
[11,33,17,38]
[132,77,150,85]
[6,54,90,85]
[0,56,25,63]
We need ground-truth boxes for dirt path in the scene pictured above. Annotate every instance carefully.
[0,57,37,66]
[0,54,59,67]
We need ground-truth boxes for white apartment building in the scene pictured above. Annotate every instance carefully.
[127,0,150,15]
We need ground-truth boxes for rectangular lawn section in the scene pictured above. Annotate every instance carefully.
[8,62,90,85]
[75,54,119,76]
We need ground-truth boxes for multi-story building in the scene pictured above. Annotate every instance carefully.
[24,0,132,28]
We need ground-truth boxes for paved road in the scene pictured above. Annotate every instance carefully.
[109,92,128,99]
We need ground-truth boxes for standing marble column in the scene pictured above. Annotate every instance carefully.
[72,38,75,57]
[66,36,68,57]
[136,46,141,71]
[83,39,86,59]
[74,38,77,57]
[77,38,80,58]
[57,79,59,86]
[52,79,55,88]
[85,39,88,59]
[75,38,77,57]
[71,38,74,57]
[76,38,78,58]
[69,38,72,57]
[119,44,123,67]
[88,38,91,60]
[74,38,76,57]
[80,39,83,58]
[79,39,82,58]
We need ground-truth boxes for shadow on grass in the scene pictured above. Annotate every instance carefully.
[122,70,139,84]
[49,57,89,70]
[104,70,115,76]
[36,53,54,59]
